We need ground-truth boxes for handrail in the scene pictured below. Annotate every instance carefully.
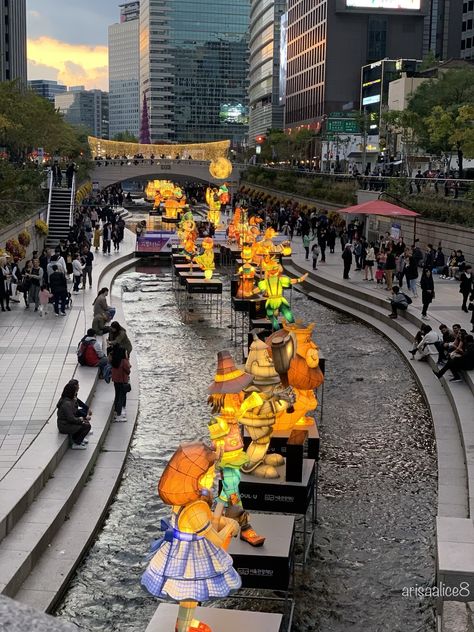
[69,174,76,226]
[46,169,53,226]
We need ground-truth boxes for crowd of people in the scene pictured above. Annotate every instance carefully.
[408,322,474,383]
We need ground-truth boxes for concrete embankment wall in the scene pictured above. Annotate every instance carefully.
[242,181,474,264]
[0,208,47,260]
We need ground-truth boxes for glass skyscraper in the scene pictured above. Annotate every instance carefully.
[140,0,250,145]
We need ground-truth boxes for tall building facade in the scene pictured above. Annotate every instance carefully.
[285,0,429,130]
[248,0,286,147]
[28,80,67,102]
[0,0,27,82]
[140,0,250,144]
[108,2,140,139]
[461,1,474,59]
[423,0,463,59]
[56,89,109,139]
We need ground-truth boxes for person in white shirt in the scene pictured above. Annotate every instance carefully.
[410,324,442,361]
[72,254,85,293]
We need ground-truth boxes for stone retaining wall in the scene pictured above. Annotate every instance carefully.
[0,208,47,260]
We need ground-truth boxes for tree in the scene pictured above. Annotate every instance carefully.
[113,131,138,143]
[382,110,421,175]
[407,69,474,176]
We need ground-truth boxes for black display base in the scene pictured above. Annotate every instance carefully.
[147,604,283,632]
[228,513,295,591]
[243,420,320,461]
[185,278,223,294]
[239,459,315,515]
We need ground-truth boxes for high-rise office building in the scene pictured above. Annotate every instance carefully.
[285,0,429,131]
[423,0,463,59]
[56,89,109,139]
[140,0,250,144]
[248,0,286,147]
[0,0,27,83]
[109,2,141,139]
[461,1,474,59]
[28,80,67,102]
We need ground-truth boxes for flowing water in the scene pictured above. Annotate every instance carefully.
[56,265,437,632]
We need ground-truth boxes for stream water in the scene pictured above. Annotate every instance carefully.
[56,265,437,632]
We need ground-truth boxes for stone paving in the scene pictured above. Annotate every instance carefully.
[0,228,135,481]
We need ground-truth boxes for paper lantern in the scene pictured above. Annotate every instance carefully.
[209,157,232,179]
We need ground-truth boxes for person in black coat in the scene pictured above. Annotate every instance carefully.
[49,265,68,316]
[342,243,352,279]
[420,268,435,319]
[459,265,474,312]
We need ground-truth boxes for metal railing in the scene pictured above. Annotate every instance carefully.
[69,174,76,226]
[46,168,54,226]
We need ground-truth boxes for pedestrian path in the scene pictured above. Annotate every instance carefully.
[0,229,136,481]
[289,239,474,333]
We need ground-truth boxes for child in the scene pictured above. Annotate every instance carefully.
[38,285,53,317]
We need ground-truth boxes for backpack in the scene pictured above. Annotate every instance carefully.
[77,339,99,366]
[402,293,413,305]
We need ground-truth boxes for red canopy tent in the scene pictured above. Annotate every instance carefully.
[338,199,420,217]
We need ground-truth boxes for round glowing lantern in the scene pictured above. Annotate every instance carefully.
[209,157,233,179]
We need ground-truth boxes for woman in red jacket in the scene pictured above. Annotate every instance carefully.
[111,346,131,422]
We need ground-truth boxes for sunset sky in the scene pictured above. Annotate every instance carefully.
[27,0,119,90]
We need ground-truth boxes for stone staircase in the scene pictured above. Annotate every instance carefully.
[283,259,474,626]
[46,187,74,248]
[0,253,137,612]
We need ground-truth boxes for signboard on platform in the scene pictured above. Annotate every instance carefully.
[136,231,174,253]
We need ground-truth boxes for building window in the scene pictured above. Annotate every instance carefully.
[367,16,387,62]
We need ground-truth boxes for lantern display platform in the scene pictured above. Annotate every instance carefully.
[228,513,295,592]
[178,270,207,286]
[230,297,266,356]
[147,604,284,632]
[243,419,320,461]
[180,278,223,324]
[240,459,317,567]
[172,253,189,265]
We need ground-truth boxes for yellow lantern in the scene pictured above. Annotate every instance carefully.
[209,157,233,179]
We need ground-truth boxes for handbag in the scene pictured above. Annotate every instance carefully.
[123,382,131,393]
[468,302,474,311]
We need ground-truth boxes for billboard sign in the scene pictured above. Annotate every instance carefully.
[346,0,420,8]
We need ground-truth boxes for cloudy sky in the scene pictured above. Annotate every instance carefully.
[27,0,119,90]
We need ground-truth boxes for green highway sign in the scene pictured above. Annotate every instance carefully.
[327,119,360,133]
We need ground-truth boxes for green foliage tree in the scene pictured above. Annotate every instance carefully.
[407,69,474,176]
[113,131,139,143]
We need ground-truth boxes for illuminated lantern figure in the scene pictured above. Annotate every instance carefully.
[219,183,230,205]
[209,157,233,180]
[236,244,256,299]
[193,237,215,280]
[141,443,241,632]
[227,206,241,244]
[267,321,324,431]
[208,351,265,547]
[239,337,294,478]
[206,187,221,227]
[178,211,198,257]
[256,259,308,330]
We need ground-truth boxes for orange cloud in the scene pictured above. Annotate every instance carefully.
[27,37,108,90]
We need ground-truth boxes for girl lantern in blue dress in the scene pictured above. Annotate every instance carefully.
[141,442,241,632]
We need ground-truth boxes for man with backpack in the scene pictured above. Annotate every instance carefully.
[49,264,67,316]
[77,329,110,380]
[389,286,411,319]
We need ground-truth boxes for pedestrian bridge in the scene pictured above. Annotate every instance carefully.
[91,159,245,190]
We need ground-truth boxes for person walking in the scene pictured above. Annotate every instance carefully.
[82,246,94,290]
[56,382,91,449]
[111,346,131,422]
[327,225,337,253]
[405,250,419,298]
[0,256,12,312]
[49,264,68,316]
[72,253,84,293]
[311,243,320,270]
[27,258,43,311]
[364,242,375,281]
[318,228,327,263]
[102,222,112,255]
[384,249,396,291]
[420,268,435,319]
[10,257,21,302]
[342,243,352,279]
[459,265,473,313]
[303,233,311,260]
[38,285,53,317]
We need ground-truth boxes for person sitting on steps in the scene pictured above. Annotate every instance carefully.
[56,382,91,450]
